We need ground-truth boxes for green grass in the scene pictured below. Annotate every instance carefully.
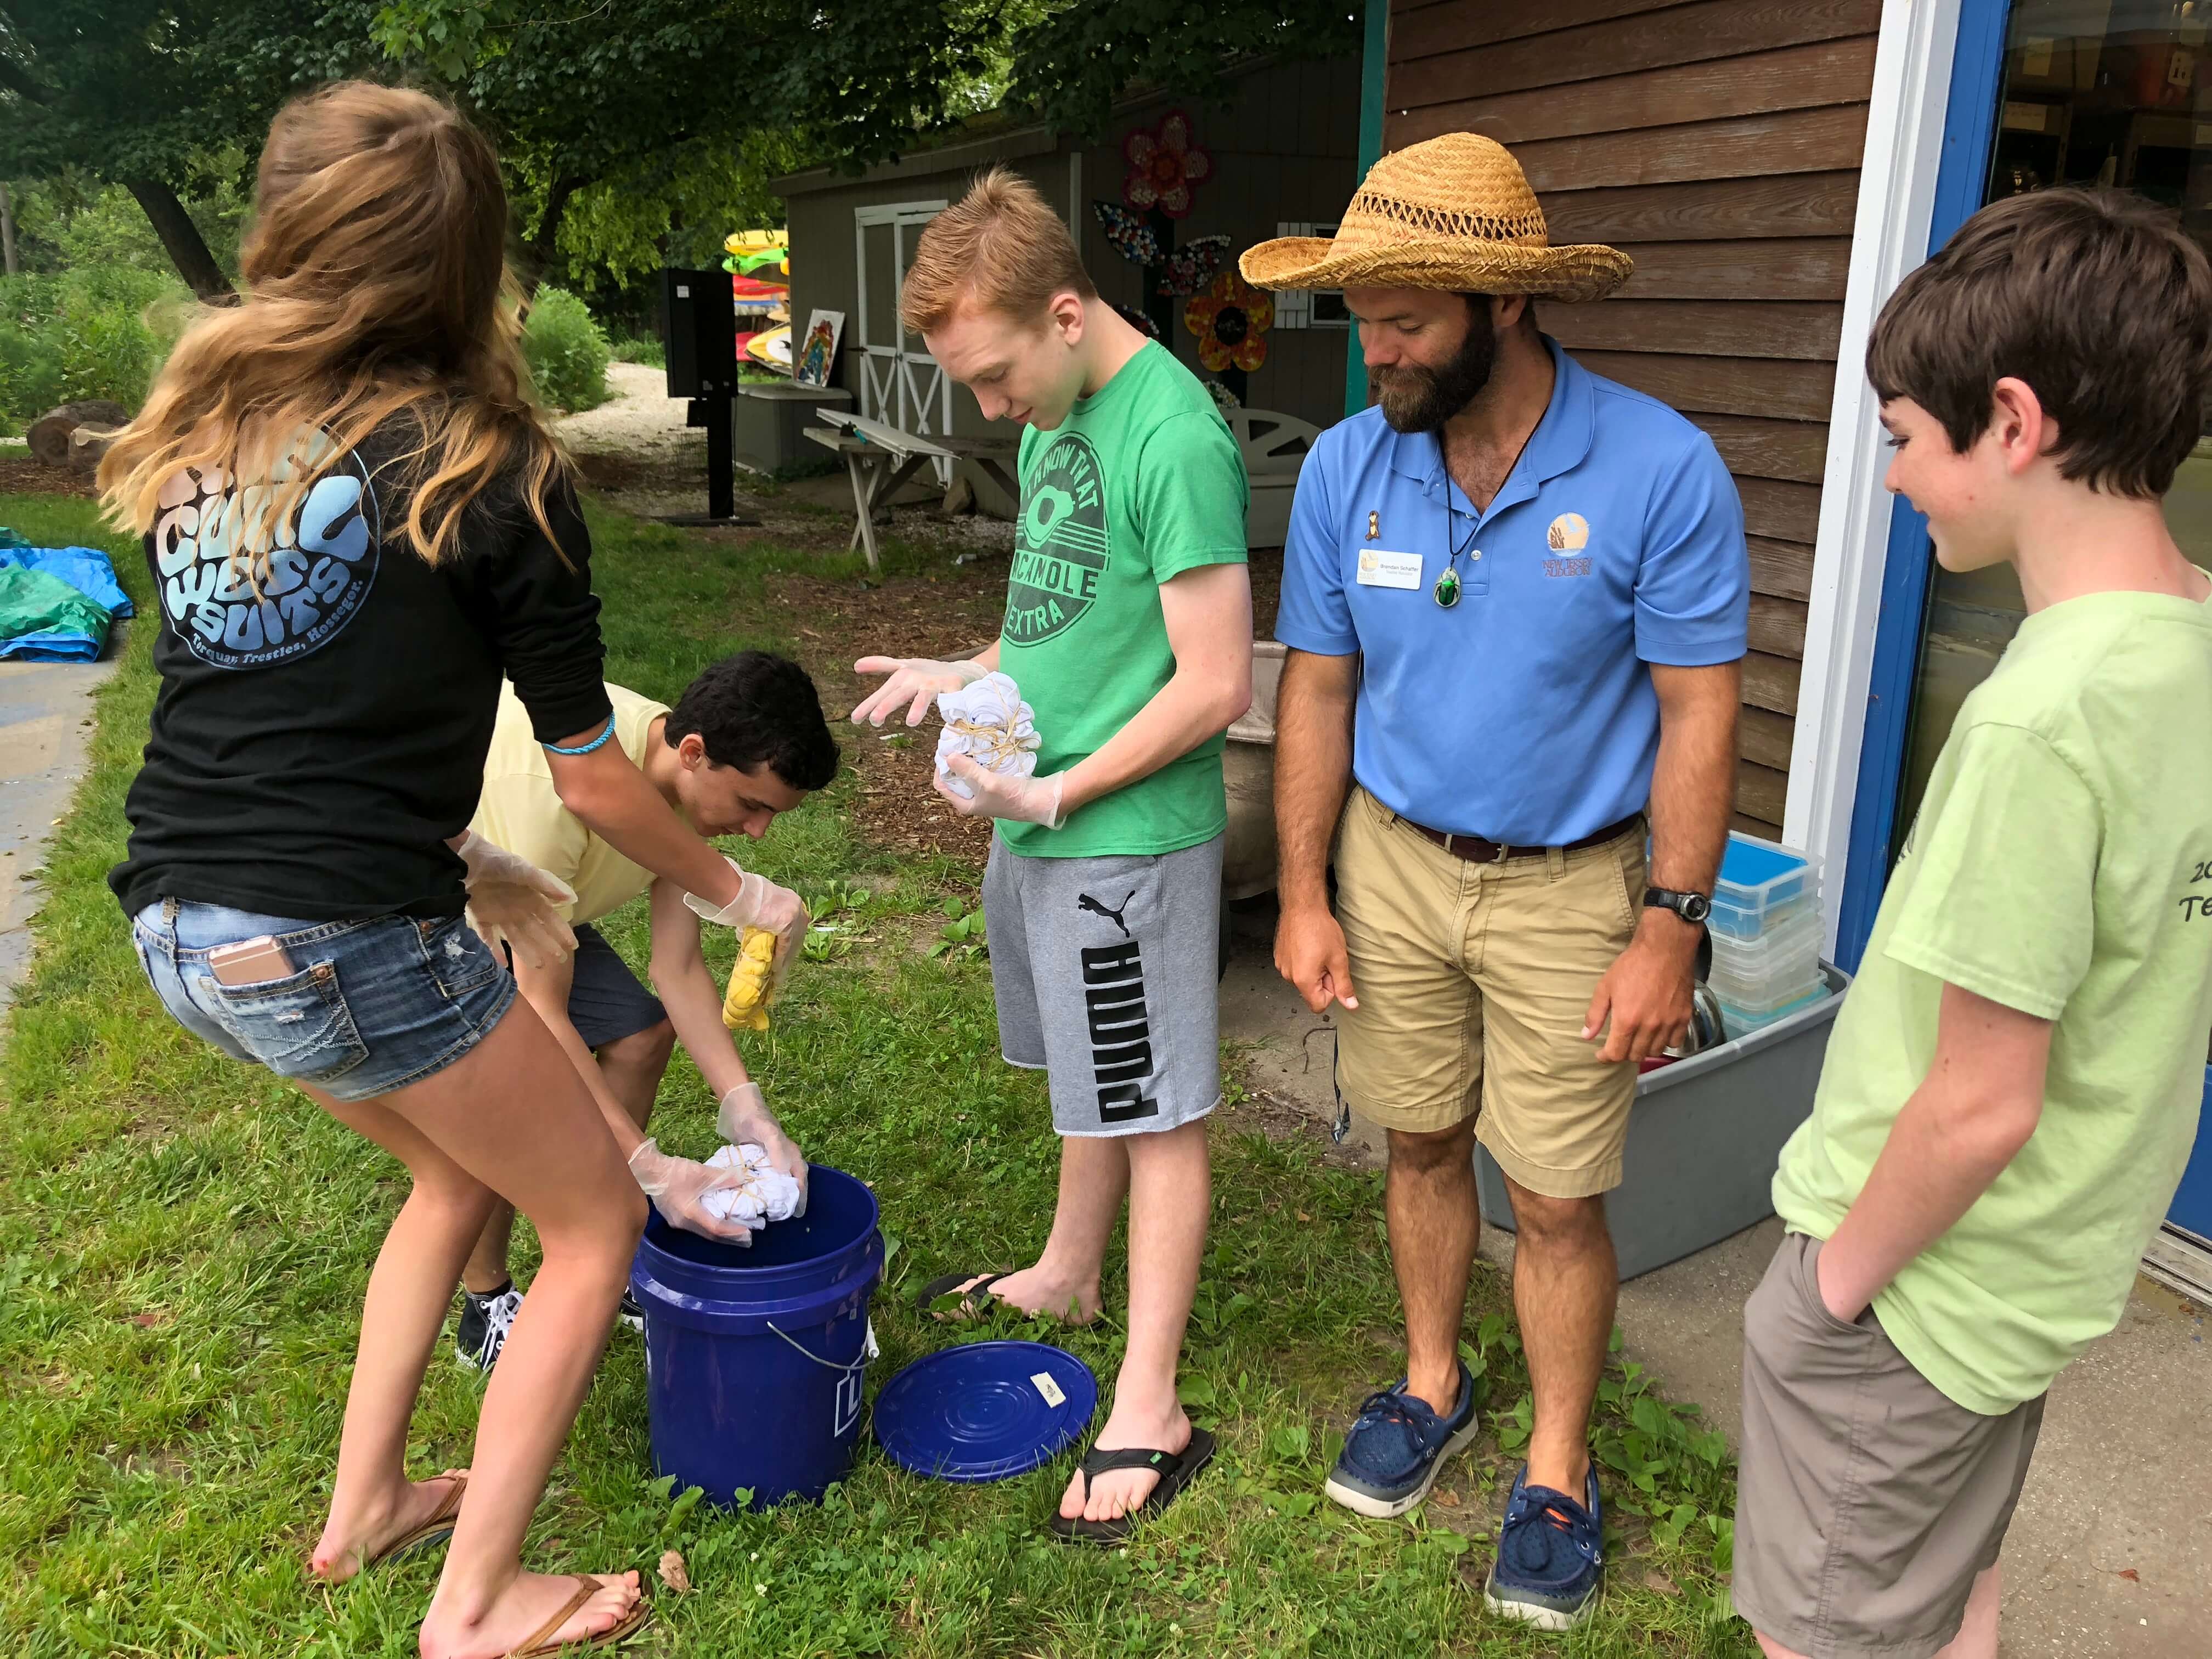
[0,494,1758,1656]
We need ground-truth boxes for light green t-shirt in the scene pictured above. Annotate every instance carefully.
[1774,588,2212,1415]
[998,340,1249,857]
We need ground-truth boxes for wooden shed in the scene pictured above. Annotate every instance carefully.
[772,58,1362,456]
[1383,0,1882,839]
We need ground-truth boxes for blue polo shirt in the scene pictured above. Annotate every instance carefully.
[1276,339,1748,844]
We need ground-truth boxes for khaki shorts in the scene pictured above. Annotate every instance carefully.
[1733,1233,2045,1659]
[1330,786,1644,1198]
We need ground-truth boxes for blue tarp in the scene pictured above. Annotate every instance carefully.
[0,544,133,618]
[0,538,129,662]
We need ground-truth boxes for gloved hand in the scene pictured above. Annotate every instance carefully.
[718,1081,809,1218]
[451,830,577,970]
[681,857,808,978]
[934,754,1069,829]
[851,655,986,727]
[628,1137,754,1245]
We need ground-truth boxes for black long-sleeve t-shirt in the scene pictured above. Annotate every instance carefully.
[109,426,615,923]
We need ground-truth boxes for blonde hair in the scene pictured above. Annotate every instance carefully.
[900,166,1097,335]
[100,82,566,574]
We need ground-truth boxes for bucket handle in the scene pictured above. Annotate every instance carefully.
[765,1318,875,1375]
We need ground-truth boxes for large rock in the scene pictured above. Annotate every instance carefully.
[66,423,123,474]
[27,401,130,469]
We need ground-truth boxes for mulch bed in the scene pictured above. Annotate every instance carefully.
[0,459,96,498]
[764,542,1285,866]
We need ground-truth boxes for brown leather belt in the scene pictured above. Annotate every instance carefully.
[1397,810,1644,865]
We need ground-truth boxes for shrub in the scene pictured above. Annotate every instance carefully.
[0,269,190,435]
[608,333,665,369]
[520,286,612,413]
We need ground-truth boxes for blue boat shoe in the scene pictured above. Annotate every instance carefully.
[1322,1359,1480,1519]
[1483,1462,1605,1630]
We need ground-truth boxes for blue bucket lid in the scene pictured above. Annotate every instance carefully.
[874,1340,1098,1483]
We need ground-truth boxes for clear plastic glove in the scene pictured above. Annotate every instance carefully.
[934,754,1069,828]
[450,830,577,970]
[681,856,808,978]
[851,655,986,727]
[628,1137,754,1245]
[718,1082,809,1218]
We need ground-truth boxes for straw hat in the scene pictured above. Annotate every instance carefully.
[1240,133,1632,302]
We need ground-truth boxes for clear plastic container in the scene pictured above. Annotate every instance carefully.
[1709,833,1822,940]
[1717,983,1832,1034]
[1706,912,1822,993]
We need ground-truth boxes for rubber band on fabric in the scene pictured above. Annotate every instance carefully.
[541,716,616,756]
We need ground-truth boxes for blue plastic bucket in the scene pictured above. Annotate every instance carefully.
[628,1164,883,1509]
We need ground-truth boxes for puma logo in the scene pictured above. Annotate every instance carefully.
[1077,890,1137,938]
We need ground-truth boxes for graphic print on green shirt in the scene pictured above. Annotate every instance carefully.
[998,340,1249,860]
[1006,433,1110,644]
[1771,587,2212,1416]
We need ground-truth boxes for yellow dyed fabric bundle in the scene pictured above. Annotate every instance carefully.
[721,927,777,1032]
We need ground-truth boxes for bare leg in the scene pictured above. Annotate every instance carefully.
[973,1131,1128,1323]
[1061,1119,1210,1521]
[311,1000,647,1659]
[1934,1564,2001,1659]
[1384,1119,1482,1416]
[309,1099,497,1582]
[1504,1177,1615,1497]
[460,1018,670,1297]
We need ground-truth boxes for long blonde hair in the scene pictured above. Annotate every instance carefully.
[101,82,567,572]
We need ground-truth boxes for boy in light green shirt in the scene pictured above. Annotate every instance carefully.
[1733,189,2212,1659]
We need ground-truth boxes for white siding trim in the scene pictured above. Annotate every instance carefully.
[1786,0,1965,953]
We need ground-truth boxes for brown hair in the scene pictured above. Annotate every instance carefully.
[100,82,567,573]
[1867,187,2212,498]
[900,166,1097,335]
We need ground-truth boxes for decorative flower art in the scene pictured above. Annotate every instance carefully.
[1183,272,1273,373]
[1123,110,1212,219]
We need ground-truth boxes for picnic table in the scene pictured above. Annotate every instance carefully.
[805,410,1019,572]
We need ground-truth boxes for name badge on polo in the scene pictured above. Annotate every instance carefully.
[1355,548,1423,591]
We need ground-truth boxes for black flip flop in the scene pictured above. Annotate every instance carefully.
[913,1269,1013,1323]
[1048,1427,1217,1547]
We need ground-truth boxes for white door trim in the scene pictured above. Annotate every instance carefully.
[1784,0,1965,953]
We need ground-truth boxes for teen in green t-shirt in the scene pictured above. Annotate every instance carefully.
[1733,189,2212,1659]
[850,168,1252,1545]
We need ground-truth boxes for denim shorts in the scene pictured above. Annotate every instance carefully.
[131,899,516,1103]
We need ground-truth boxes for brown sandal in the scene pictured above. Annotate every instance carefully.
[505,1574,652,1657]
[364,1471,467,1571]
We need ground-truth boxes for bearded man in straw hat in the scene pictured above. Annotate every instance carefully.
[1245,133,1748,1629]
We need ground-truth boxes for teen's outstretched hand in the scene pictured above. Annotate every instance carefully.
[450,830,577,970]
[851,656,985,727]
[935,753,1068,828]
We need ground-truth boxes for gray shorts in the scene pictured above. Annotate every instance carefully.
[982,833,1222,1138]
[1733,1232,2046,1659]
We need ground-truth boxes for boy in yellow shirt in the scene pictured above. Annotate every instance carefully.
[456,651,839,1368]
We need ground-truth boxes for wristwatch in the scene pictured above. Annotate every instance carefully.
[1644,885,1712,926]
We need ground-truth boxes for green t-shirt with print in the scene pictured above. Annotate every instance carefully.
[998,340,1249,858]
[1773,589,2212,1415]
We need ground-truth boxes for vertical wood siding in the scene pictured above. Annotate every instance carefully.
[1386,0,1880,833]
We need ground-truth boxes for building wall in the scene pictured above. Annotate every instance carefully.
[776,58,1361,450]
[1385,0,1882,836]
[1081,61,1363,433]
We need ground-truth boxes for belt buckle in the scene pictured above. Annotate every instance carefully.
[1489,841,1513,865]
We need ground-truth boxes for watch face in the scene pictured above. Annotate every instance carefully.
[1682,893,1712,923]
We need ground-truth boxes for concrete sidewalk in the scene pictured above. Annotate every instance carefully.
[1219,911,2212,1656]
[0,650,122,1022]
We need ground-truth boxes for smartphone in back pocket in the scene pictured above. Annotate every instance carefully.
[207,935,297,986]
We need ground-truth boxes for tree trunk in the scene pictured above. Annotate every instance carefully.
[0,182,16,277]
[123,179,235,303]
[529,173,588,284]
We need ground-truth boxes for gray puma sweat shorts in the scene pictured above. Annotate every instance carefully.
[981,833,1222,1138]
